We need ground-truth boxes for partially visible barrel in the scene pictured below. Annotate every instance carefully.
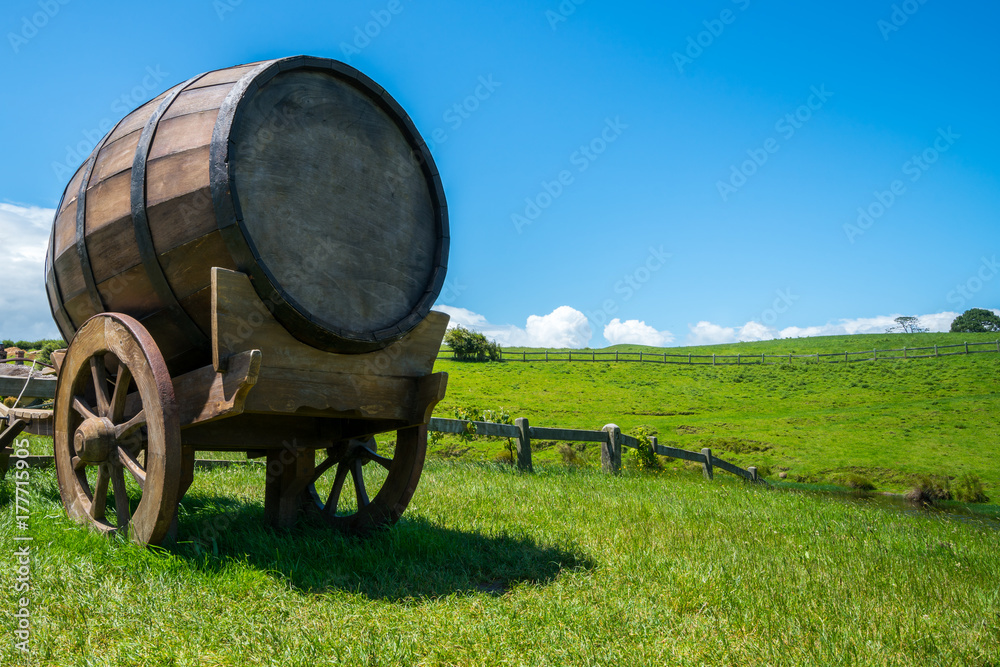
[45,55,448,372]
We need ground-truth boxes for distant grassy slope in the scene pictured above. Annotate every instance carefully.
[500,331,1000,356]
[432,333,1000,495]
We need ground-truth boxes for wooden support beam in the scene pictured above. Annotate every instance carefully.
[264,443,315,529]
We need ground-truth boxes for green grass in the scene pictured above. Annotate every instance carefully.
[500,331,1000,357]
[2,463,999,666]
[431,333,1000,497]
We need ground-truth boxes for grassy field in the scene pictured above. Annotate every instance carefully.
[2,332,998,664]
[2,462,999,666]
[430,333,1000,498]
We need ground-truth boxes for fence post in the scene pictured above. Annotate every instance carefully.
[737,354,740,366]
[903,347,907,359]
[615,351,618,362]
[15,350,24,366]
[514,417,533,472]
[568,352,571,362]
[545,351,548,361]
[934,345,938,357]
[639,352,643,362]
[762,353,765,364]
[748,466,758,483]
[712,354,716,366]
[601,424,622,474]
[873,349,877,361]
[701,448,714,480]
[845,351,848,362]
[965,342,969,354]
[688,354,692,364]
[650,436,659,456]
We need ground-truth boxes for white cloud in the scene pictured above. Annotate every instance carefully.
[687,321,738,345]
[433,304,592,348]
[435,305,488,329]
[603,318,674,346]
[737,321,779,341]
[778,311,962,338]
[687,311,972,346]
[0,203,61,340]
[525,306,592,348]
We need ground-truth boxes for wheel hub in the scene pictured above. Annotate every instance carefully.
[74,417,117,464]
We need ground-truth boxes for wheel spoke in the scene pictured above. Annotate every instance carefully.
[73,397,98,421]
[111,466,131,534]
[357,445,393,471]
[90,357,111,417]
[114,409,146,440]
[325,462,351,516]
[109,365,133,424]
[117,446,146,490]
[89,464,110,520]
[351,459,370,508]
[308,455,337,485]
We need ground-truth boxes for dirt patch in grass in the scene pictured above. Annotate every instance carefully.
[699,436,773,454]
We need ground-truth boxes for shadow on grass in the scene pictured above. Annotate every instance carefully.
[169,493,594,602]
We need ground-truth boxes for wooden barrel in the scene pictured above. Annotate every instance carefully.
[45,55,448,372]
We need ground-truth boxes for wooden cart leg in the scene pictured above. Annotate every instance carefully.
[264,443,315,529]
[178,446,196,500]
[164,446,197,543]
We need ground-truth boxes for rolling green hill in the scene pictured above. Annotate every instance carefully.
[432,333,1000,497]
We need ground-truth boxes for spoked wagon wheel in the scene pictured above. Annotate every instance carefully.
[306,425,427,535]
[54,314,180,546]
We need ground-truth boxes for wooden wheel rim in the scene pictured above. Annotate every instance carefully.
[54,314,180,546]
[308,426,426,535]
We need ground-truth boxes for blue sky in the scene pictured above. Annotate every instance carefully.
[1,0,998,345]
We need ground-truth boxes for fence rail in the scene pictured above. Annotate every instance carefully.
[427,416,765,483]
[437,340,1000,365]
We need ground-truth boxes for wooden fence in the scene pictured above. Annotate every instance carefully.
[437,340,1000,366]
[0,360,764,485]
[427,416,766,484]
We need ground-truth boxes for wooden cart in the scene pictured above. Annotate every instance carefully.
[1,267,448,545]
